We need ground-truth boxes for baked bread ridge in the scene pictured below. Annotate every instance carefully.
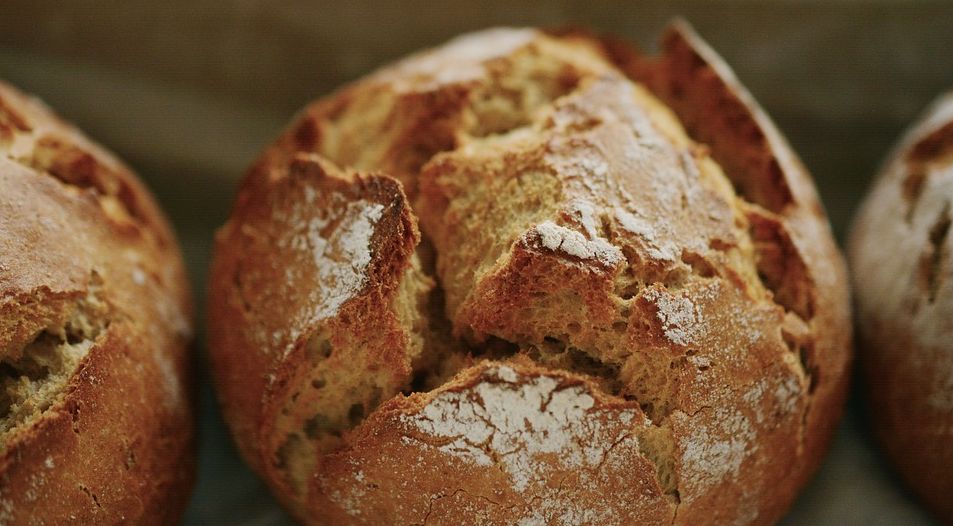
[209,22,850,525]
[616,21,852,512]
[849,90,953,523]
[208,152,456,517]
[0,81,193,524]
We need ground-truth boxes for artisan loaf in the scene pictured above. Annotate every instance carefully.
[0,81,194,524]
[209,22,851,525]
[849,90,953,523]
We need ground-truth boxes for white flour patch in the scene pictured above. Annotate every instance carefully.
[330,484,367,517]
[310,200,384,321]
[687,355,712,370]
[382,28,538,91]
[519,501,615,526]
[614,207,677,262]
[532,221,622,266]
[131,266,146,285]
[275,194,385,353]
[546,145,610,185]
[401,365,639,493]
[0,495,12,525]
[742,374,802,426]
[742,381,767,424]
[565,199,599,238]
[774,375,802,416]
[680,407,756,501]
[23,471,46,503]
[643,288,705,346]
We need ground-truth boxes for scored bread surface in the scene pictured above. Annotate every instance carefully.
[0,81,193,524]
[849,91,953,523]
[209,23,850,525]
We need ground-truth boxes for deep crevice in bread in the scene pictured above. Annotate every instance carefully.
[745,205,815,321]
[0,274,108,445]
[522,339,625,395]
[922,201,951,303]
[272,254,470,498]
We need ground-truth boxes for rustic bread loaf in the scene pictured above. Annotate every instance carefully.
[849,91,953,523]
[0,80,194,524]
[209,22,851,525]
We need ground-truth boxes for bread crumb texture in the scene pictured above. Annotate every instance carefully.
[210,22,850,525]
[0,80,193,524]
[849,90,953,522]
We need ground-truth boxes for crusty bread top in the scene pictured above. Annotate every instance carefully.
[0,80,193,523]
[210,23,851,525]
[850,90,953,405]
[0,81,183,360]
[848,90,953,523]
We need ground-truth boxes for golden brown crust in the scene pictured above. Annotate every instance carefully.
[0,81,193,524]
[314,358,672,525]
[209,23,850,525]
[616,22,853,519]
[208,153,438,517]
[849,90,953,523]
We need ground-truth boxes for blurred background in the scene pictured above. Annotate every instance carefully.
[2,1,952,524]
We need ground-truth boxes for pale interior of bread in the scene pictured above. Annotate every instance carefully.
[0,277,108,446]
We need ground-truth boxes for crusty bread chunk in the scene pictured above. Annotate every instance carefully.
[850,90,953,523]
[0,81,193,524]
[210,22,851,525]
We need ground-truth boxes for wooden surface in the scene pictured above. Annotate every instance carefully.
[2,2,952,524]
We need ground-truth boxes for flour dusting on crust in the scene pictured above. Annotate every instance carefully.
[277,194,385,335]
[403,366,639,485]
[680,407,756,501]
[391,364,647,525]
[615,207,678,262]
[531,221,622,266]
[401,365,640,491]
[644,288,705,346]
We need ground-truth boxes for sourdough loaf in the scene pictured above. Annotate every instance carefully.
[209,22,850,525]
[0,81,194,524]
[849,90,953,523]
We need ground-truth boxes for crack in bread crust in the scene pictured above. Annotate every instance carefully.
[0,82,194,524]
[210,23,850,526]
[0,273,109,441]
[0,82,174,248]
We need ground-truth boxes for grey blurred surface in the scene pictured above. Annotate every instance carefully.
[2,2,952,524]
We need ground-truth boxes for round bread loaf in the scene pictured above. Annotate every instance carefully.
[849,91,953,523]
[209,22,851,525]
[0,81,193,523]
